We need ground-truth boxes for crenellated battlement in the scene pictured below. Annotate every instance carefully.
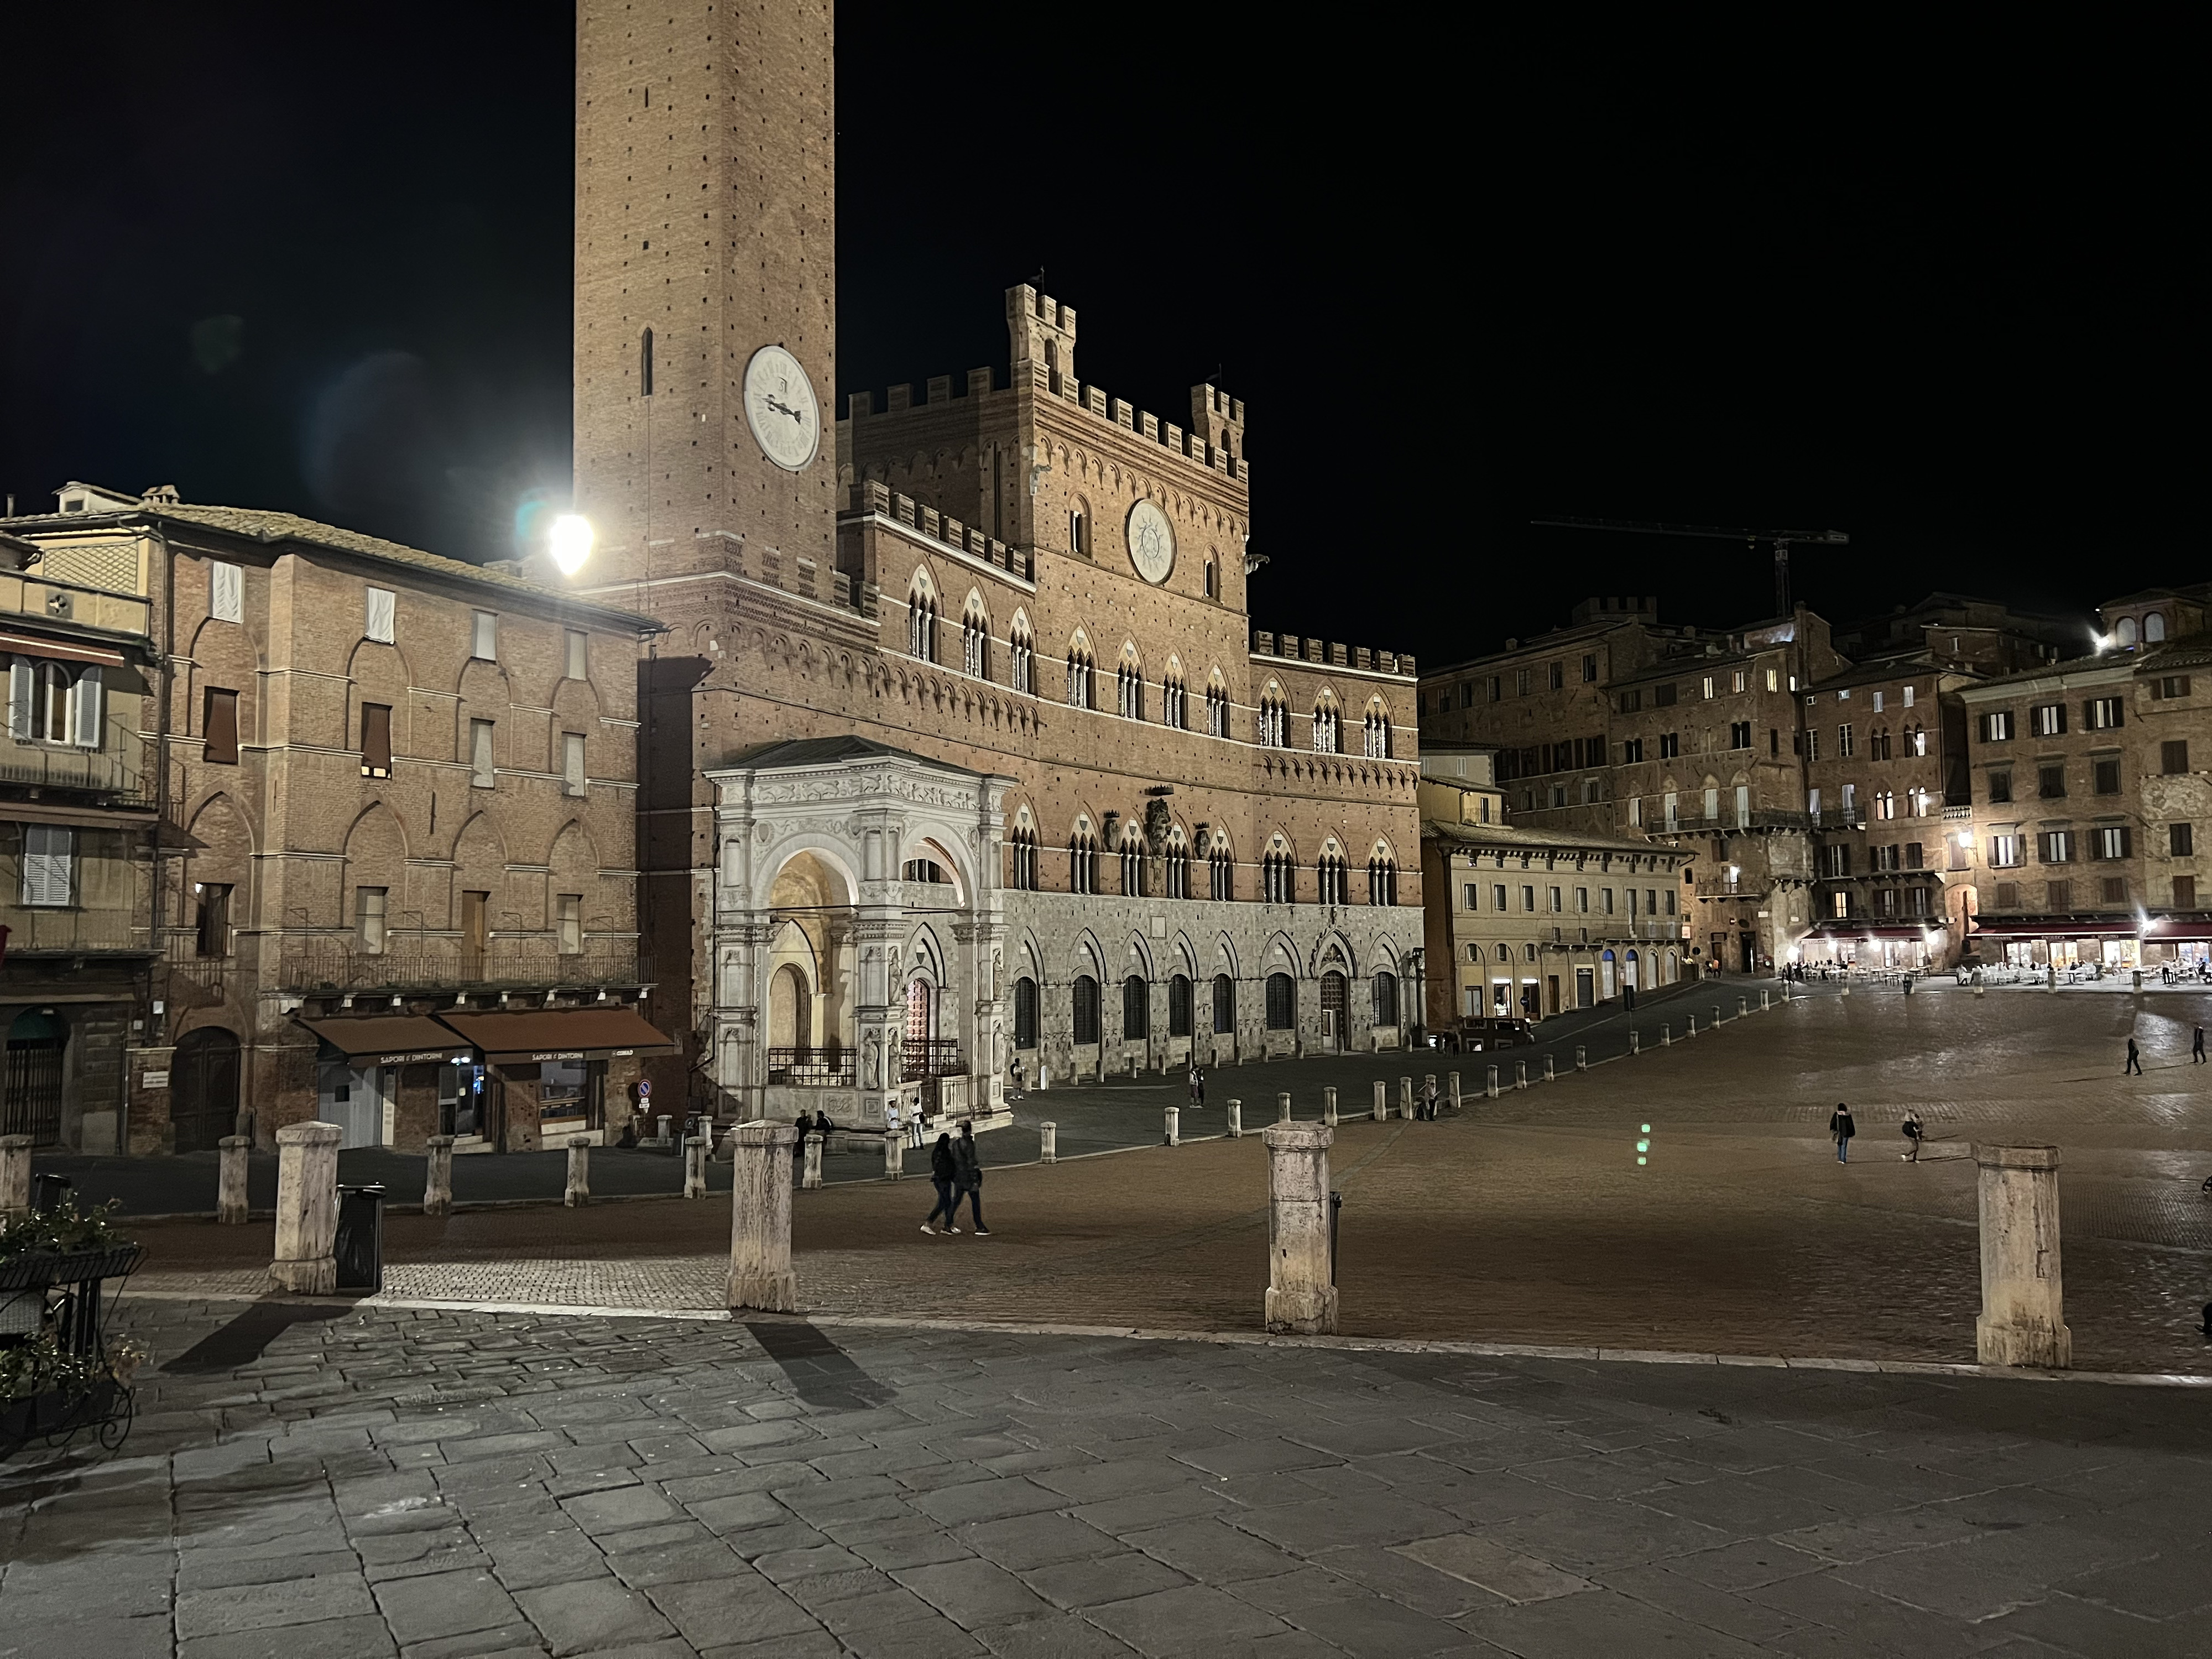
[843,479,1036,585]
[1250,630,1417,681]
[837,285,1249,490]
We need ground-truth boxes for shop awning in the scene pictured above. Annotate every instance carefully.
[1968,916,2140,937]
[296,1014,473,1066]
[1808,922,1946,940]
[0,631,128,668]
[0,801,158,830]
[436,1006,678,1064]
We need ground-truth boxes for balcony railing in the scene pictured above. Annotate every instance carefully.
[901,1037,963,1081]
[274,938,647,993]
[4,906,147,954]
[768,1047,857,1088]
[0,720,149,803]
[1694,877,1772,899]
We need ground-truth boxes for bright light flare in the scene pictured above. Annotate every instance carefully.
[550,514,595,576]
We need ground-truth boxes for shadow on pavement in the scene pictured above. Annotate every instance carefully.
[161,1299,362,1374]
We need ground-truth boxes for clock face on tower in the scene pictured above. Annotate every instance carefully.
[1126,499,1176,585]
[742,345,821,472]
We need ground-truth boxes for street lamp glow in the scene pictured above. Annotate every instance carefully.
[550,514,595,576]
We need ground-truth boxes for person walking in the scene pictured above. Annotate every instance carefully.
[1421,1076,1439,1120]
[1008,1057,1025,1100]
[920,1132,959,1234]
[1829,1102,1856,1164]
[2195,1026,2206,1065]
[954,1121,990,1235]
[2126,1037,2144,1076]
[1188,1065,1205,1109]
[1900,1109,1924,1163]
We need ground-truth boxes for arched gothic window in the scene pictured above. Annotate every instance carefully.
[1007,822,1039,890]
[1317,849,1349,906]
[1068,823,1099,894]
[1262,846,1296,905]
[1009,622,1034,695]
[962,601,989,679]
[1363,702,1391,759]
[907,579,938,662]
[1907,722,1926,758]
[1162,669,1187,730]
[1312,699,1340,754]
[1208,836,1235,900]
[1206,678,1230,739]
[1116,654,1144,721]
[1258,688,1287,748]
[1119,828,1146,897]
[1164,833,1189,899]
[1066,638,1094,708]
[1367,851,1398,905]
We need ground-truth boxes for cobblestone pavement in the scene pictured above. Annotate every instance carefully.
[107,992,2212,1375]
[11,1298,2212,1657]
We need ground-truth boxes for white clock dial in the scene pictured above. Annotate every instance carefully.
[742,344,820,472]
[1126,499,1176,585]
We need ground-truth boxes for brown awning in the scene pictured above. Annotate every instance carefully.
[0,631,127,667]
[436,1006,678,1063]
[297,1015,474,1066]
[0,801,158,830]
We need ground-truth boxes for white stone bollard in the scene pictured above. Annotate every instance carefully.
[1165,1105,1181,1146]
[1739,997,1749,1018]
[682,1135,708,1198]
[1661,1025,1671,1048]
[801,1131,824,1191]
[218,1134,252,1224]
[884,1129,904,1181]
[1975,982,1986,998]
[727,1122,799,1312]
[1542,1054,1554,1082]
[1975,1144,2070,1368]
[1322,1087,1338,1127]
[269,1121,342,1295]
[1842,982,1853,998]
[1761,990,1771,1010]
[1041,1121,1058,1162]
[1574,1046,1587,1071]
[1486,1066,1499,1099]
[1261,1122,1337,1335]
[424,1134,455,1218]
[1514,1061,1527,1091]
[1225,1102,1241,1139]
[565,1136,592,1207]
[1399,1077,1413,1119]
[1713,1004,1723,1025]
[1278,1091,1293,1124]
[0,1134,31,1224]
[1371,1081,1387,1121]
[1449,1071,1462,1108]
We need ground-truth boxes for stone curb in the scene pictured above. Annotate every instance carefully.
[113,1286,2212,1389]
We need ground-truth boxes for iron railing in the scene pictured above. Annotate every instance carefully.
[767,1047,856,1087]
[901,1038,962,1081]
[3,906,145,954]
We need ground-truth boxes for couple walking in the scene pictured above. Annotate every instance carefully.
[921,1121,990,1236]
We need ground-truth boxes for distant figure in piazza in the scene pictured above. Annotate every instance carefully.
[2194,1026,2206,1065]
[2126,1037,2145,1076]
[954,1123,991,1237]
[920,1134,959,1235]
[1829,1103,1856,1164]
[885,1099,901,1141]
[1899,1109,1925,1164]
[1420,1077,1439,1121]
[1188,1065,1205,1109]
[1008,1057,1025,1100]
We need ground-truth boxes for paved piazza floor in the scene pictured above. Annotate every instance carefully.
[111,981,2212,1377]
[8,1296,2212,1658]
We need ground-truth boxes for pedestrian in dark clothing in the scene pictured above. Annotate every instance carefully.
[920,1133,960,1234]
[2126,1038,2143,1076]
[954,1122,990,1235]
[1900,1110,1924,1163]
[793,1110,810,1135]
[1829,1103,1856,1164]
[2194,1027,2205,1065]
[812,1108,833,1135]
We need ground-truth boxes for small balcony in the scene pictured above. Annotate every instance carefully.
[1694,875,1772,900]
[273,938,648,995]
[4,905,148,957]
[0,724,148,804]
[0,572,150,639]
[768,1047,856,1087]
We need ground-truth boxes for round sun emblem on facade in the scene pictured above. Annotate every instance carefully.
[1126,499,1175,585]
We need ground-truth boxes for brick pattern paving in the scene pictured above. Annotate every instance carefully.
[8,1298,2212,1657]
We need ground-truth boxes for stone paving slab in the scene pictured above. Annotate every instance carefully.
[10,1297,2212,1656]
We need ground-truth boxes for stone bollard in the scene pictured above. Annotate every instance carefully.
[269,1121,342,1295]
[727,1122,800,1312]
[1713,1004,1723,1026]
[682,1135,708,1199]
[1323,1087,1338,1127]
[1575,1045,1587,1072]
[801,1131,824,1191]
[218,1134,252,1224]
[1630,1029,1640,1055]
[884,1129,904,1181]
[423,1134,455,1218]
[1974,1144,2070,1368]
[1449,1071,1462,1108]
[1842,982,1853,998]
[1399,1077,1414,1119]
[1739,997,1749,1018]
[1687,1015,1697,1037]
[1542,1053,1554,1082]
[1261,1122,1337,1335]
[565,1136,592,1207]
[1661,1025,1671,1048]
[1278,1092,1293,1124]
[0,1134,32,1224]
[1425,1074,1438,1112]
[1974,982,1985,998]
[1514,1061,1526,1091]
[1486,1065,1499,1099]
[1371,1080,1387,1121]
[1041,1121,1058,1162]
[1225,1102,1241,1139]
[1165,1105,1181,1147]
[1761,990,1771,1010]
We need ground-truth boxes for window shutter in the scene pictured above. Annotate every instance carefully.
[472,611,497,660]
[203,688,239,764]
[362,703,393,775]
[69,665,103,747]
[2119,826,2133,858]
[211,561,244,623]
[7,659,30,740]
[366,587,396,644]
[564,732,586,795]
[22,824,72,907]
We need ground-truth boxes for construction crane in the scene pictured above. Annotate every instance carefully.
[1528,517,1849,618]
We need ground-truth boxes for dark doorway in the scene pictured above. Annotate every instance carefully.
[172,1027,242,1152]
[1320,971,1347,1050]
[3,1010,67,1146]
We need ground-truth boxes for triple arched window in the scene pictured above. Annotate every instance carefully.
[1206,680,1230,739]
[1258,690,1288,748]
[1162,670,1187,730]
[1164,835,1189,899]
[1009,623,1034,695]
[1068,824,1099,894]
[1262,847,1296,905]
[961,602,989,679]
[1312,700,1340,753]
[1116,655,1144,721]
[1008,825,1039,890]
[1208,838,1235,900]
[907,580,938,662]
[1066,639,1094,708]
[1363,705,1391,759]
[1119,829,1146,897]
[1368,854,1398,905]
[1317,850,1349,906]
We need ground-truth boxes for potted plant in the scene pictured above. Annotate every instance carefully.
[1,1198,145,1457]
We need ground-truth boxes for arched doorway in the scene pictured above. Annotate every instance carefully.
[768,963,808,1051]
[1320,971,1347,1049]
[3,1010,66,1146]
[1625,949,1640,991]
[1600,949,1617,1001]
[1014,978,1039,1052]
[173,1027,241,1152]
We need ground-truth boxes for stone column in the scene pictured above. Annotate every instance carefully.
[1542,1054,1554,1082]
[1686,1016,1697,1036]
[1399,1076,1413,1118]
[1630,1029,1641,1055]
[1975,1144,2070,1368]
[269,1121,342,1295]
[1225,1102,1240,1139]
[1164,1105,1180,1146]
[217,1135,252,1224]
[1713,1004,1723,1025]
[1575,1045,1587,1071]
[683,1135,708,1198]
[884,1129,904,1180]
[1262,1123,1337,1335]
[1739,996,1749,1018]
[728,1121,800,1313]
[1486,1066,1499,1099]
[1448,1072,1462,1108]
[1277,1091,1292,1124]
[0,1134,32,1224]
[1322,1087,1338,1127]
[422,1134,455,1217]
[565,1137,592,1207]
[1514,1062,1526,1091]
[801,1131,825,1191]
[1371,1081,1386,1120]
[1041,1121,1057,1162]
[1760,990,1771,1010]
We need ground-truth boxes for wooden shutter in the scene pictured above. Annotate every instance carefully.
[69,665,102,747]
[361,703,392,776]
[203,687,239,763]
[7,659,30,740]
[22,824,72,907]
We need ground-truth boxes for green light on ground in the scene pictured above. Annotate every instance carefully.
[1636,1156,1647,1166]
[1636,1140,1649,1152]
[1641,1123,1652,1133]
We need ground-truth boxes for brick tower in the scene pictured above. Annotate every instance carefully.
[573,0,836,593]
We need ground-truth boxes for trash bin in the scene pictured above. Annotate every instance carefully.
[30,1172,72,1214]
[334,1183,387,1294]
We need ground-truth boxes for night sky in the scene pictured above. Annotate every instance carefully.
[1,10,2196,667]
